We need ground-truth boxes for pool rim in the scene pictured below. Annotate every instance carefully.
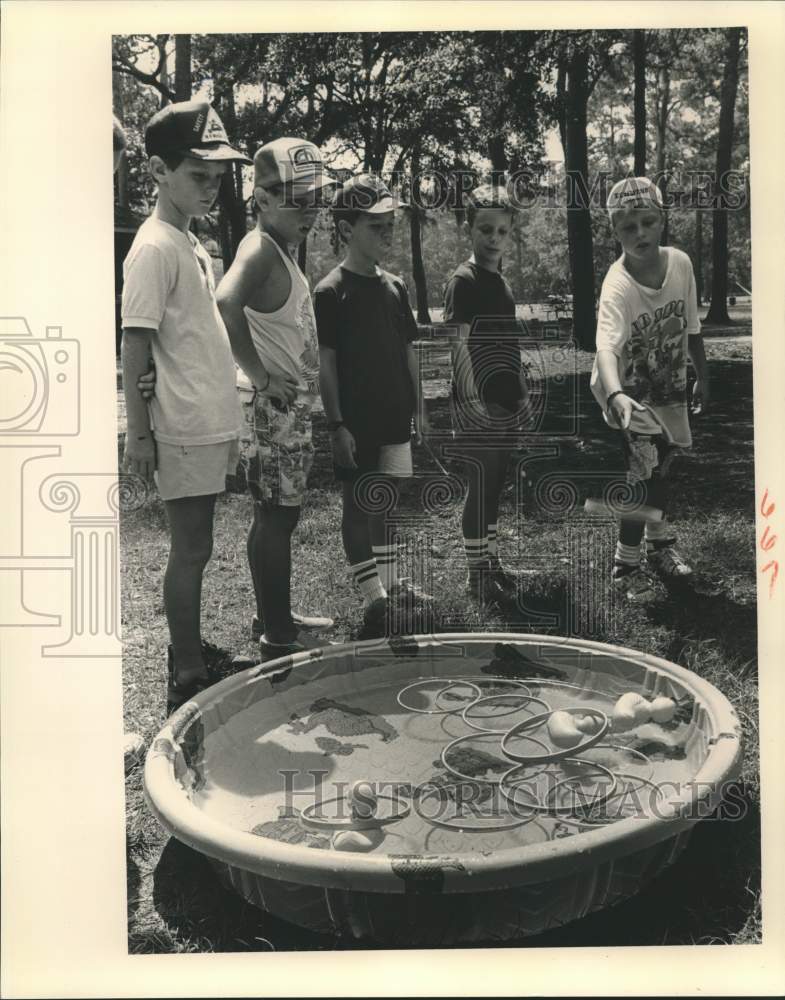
[143,632,743,894]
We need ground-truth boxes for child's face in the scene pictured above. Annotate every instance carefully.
[613,206,664,263]
[255,185,321,245]
[156,158,228,219]
[467,208,515,269]
[345,211,395,264]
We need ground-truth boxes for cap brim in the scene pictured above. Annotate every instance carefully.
[362,196,398,214]
[186,145,252,165]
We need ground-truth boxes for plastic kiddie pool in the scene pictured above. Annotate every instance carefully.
[144,633,742,945]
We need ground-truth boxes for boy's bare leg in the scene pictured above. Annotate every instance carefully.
[249,502,300,644]
[247,505,264,622]
[341,480,374,565]
[461,448,509,542]
[163,494,217,686]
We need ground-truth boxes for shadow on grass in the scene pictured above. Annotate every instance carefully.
[650,587,758,666]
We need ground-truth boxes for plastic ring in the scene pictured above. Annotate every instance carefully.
[441,731,549,785]
[501,708,609,764]
[499,758,616,816]
[300,794,411,830]
[414,782,537,832]
[462,693,551,733]
[396,678,482,715]
[553,772,665,827]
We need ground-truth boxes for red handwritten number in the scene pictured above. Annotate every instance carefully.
[759,489,779,598]
[762,561,779,599]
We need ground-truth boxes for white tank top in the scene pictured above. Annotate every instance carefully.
[237,232,321,407]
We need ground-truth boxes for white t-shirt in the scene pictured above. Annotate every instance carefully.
[122,217,243,446]
[589,246,701,448]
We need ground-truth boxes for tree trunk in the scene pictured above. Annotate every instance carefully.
[298,240,307,276]
[705,28,742,325]
[655,65,670,244]
[156,36,169,109]
[488,133,508,186]
[695,207,703,304]
[409,148,431,323]
[562,46,596,350]
[633,30,646,174]
[213,81,247,264]
[174,35,192,101]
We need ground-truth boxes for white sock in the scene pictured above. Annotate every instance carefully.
[487,524,498,559]
[372,544,397,591]
[351,558,386,606]
[614,541,641,572]
[465,536,489,572]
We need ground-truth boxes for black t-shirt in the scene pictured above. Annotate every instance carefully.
[443,260,522,410]
[314,265,418,446]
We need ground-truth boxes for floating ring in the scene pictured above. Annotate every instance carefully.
[441,730,549,785]
[552,772,664,827]
[300,794,411,830]
[499,758,617,816]
[397,678,482,715]
[414,782,537,832]
[501,708,609,764]
[462,693,551,733]
[578,743,654,781]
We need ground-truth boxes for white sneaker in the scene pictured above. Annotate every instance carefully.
[648,546,693,580]
[612,565,659,603]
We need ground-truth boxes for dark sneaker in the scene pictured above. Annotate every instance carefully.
[388,578,434,605]
[357,596,390,640]
[201,638,259,676]
[251,611,335,641]
[648,545,693,581]
[612,565,659,603]
[259,630,334,663]
[166,645,212,716]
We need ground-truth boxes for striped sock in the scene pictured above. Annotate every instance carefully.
[465,536,489,572]
[351,559,386,606]
[645,519,676,554]
[372,544,397,592]
[487,524,498,559]
[614,541,641,575]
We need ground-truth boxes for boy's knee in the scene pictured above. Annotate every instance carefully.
[171,535,213,568]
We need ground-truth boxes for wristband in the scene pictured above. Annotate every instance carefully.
[327,420,345,433]
[606,389,626,411]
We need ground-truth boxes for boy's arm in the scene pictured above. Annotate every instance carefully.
[596,350,645,430]
[688,335,709,413]
[595,283,644,430]
[685,263,709,413]
[318,346,356,468]
[121,328,156,482]
[407,343,429,443]
[216,240,297,403]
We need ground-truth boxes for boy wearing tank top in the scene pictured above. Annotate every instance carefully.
[217,137,335,659]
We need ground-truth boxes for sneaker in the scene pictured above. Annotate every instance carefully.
[259,630,334,663]
[356,596,390,641]
[648,545,693,581]
[251,611,335,641]
[167,646,212,716]
[612,564,659,603]
[388,578,434,605]
[200,638,259,676]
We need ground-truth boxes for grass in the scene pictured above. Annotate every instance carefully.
[122,320,760,952]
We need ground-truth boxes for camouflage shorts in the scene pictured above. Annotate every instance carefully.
[238,389,314,507]
[621,430,682,484]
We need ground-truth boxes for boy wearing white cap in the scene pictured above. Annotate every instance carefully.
[217,137,335,661]
[121,100,257,713]
[590,176,709,601]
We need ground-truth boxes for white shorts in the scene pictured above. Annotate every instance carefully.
[155,438,240,501]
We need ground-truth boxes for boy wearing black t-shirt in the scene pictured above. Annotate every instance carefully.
[314,175,430,638]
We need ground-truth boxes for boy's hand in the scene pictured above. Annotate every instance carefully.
[691,379,710,416]
[136,359,156,401]
[331,426,357,469]
[608,392,645,430]
[262,372,298,406]
[123,433,156,483]
[413,408,430,445]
